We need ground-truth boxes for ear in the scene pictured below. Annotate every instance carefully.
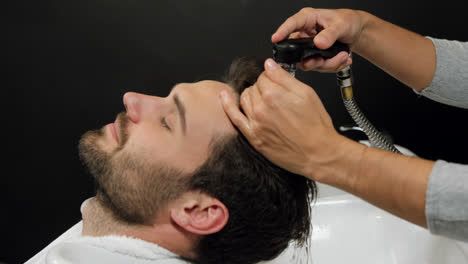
[170,192,229,235]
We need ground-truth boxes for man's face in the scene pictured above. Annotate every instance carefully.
[79,80,236,223]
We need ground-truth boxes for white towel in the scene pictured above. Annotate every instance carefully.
[25,221,189,264]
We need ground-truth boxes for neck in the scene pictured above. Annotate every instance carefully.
[81,197,199,259]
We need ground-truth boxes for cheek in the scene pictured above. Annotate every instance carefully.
[123,126,189,168]
[125,125,168,155]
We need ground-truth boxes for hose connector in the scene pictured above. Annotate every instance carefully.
[337,65,354,100]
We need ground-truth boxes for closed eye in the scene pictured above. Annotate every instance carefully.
[161,117,171,131]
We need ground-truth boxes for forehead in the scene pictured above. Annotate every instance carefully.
[171,80,237,156]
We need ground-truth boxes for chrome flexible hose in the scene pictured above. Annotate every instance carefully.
[338,65,401,154]
[281,60,400,153]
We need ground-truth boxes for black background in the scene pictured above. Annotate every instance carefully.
[5,0,468,263]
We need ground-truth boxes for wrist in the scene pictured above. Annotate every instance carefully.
[352,10,377,54]
[305,135,367,191]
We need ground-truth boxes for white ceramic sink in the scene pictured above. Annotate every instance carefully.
[265,183,468,264]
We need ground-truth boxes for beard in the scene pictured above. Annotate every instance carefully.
[78,112,188,225]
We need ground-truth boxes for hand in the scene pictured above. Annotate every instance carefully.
[220,58,351,181]
[272,8,367,72]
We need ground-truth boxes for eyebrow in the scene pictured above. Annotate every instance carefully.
[173,94,186,134]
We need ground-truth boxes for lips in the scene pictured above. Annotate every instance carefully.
[108,112,127,144]
[109,122,119,143]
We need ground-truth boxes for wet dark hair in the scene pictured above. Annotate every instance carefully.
[189,57,316,264]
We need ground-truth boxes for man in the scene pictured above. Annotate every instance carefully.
[25,57,316,264]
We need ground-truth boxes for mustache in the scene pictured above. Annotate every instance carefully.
[115,111,130,151]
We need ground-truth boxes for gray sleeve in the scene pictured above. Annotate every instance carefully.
[414,37,468,109]
[426,160,468,242]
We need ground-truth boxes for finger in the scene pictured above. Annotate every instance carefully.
[249,83,270,123]
[337,57,353,71]
[313,23,342,49]
[264,58,302,92]
[240,87,253,117]
[256,72,286,105]
[297,31,315,38]
[298,57,325,71]
[314,51,350,73]
[272,8,318,43]
[289,31,314,39]
[219,90,252,137]
[289,32,301,39]
[300,51,348,72]
[250,83,264,109]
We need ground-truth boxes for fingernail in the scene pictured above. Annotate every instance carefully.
[266,58,278,71]
[271,33,281,42]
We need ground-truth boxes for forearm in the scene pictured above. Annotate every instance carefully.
[353,11,436,91]
[313,137,434,228]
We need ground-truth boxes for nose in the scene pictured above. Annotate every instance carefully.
[123,92,163,124]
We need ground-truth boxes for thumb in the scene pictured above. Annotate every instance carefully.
[264,59,301,92]
[219,90,252,138]
[314,24,341,49]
